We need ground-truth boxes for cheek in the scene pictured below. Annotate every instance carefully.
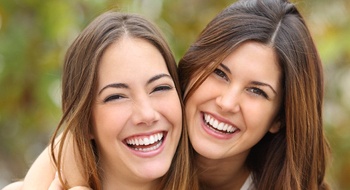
[91,106,128,139]
[184,95,199,133]
[167,95,183,129]
[186,79,218,110]
[243,101,278,133]
[185,78,223,119]
[155,92,183,130]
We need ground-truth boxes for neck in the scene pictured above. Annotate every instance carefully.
[196,153,250,190]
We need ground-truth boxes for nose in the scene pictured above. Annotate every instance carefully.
[216,87,241,113]
[132,96,160,126]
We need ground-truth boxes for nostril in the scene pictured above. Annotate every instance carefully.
[131,99,159,124]
[215,92,240,113]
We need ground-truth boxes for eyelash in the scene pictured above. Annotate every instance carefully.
[247,87,269,99]
[213,68,229,81]
[103,94,125,103]
[152,85,173,93]
[103,85,173,103]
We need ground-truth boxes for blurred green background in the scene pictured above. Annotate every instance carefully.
[0,0,349,189]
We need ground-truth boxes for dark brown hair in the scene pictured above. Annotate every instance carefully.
[178,0,330,189]
[51,12,197,190]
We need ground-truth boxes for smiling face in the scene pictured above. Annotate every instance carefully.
[185,41,282,160]
[91,36,182,186]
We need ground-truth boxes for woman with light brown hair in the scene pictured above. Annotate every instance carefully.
[4,11,196,190]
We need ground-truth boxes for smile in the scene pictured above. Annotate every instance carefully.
[203,113,237,134]
[125,132,165,152]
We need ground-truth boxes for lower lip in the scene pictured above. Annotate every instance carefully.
[200,114,237,140]
[126,134,167,158]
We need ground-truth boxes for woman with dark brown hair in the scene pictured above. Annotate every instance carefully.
[180,0,330,189]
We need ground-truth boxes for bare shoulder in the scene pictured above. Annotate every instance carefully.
[2,181,23,190]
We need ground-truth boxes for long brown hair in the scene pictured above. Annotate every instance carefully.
[50,12,197,190]
[178,0,330,189]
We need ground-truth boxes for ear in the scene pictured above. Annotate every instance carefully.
[269,120,281,134]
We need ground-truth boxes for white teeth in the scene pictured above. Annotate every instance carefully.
[133,141,162,152]
[203,113,237,133]
[213,120,219,129]
[223,124,228,131]
[126,132,164,146]
[218,122,224,130]
[143,138,150,145]
[138,139,143,145]
[209,118,214,126]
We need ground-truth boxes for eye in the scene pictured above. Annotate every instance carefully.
[247,87,269,99]
[213,68,229,81]
[152,85,173,93]
[103,94,125,103]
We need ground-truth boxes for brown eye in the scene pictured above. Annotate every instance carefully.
[247,87,269,99]
[213,68,229,81]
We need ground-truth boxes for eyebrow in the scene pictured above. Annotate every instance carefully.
[251,81,277,95]
[98,73,172,95]
[147,73,172,85]
[98,83,128,95]
[219,63,232,74]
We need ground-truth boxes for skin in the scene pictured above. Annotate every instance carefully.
[186,41,282,189]
[91,36,182,189]
[2,182,23,190]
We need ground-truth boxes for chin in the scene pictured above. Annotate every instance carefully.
[135,158,173,180]
[191,138,221,159]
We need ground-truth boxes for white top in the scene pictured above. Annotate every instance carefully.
[240,173,255,190]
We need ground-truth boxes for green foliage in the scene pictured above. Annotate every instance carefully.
[0,0,349,189]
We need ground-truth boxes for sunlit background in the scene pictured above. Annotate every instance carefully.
[0,0,349,189]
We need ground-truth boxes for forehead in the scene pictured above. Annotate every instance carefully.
[97,37,169,86]
[222,41,282,88]
[224,42,279,67]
